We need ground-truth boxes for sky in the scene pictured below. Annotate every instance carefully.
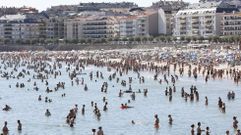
[0,0,199,11]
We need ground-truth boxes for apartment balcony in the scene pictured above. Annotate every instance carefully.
[205,31,213,34]
[192,21,199,25]
[180,29,187,33]
[179,17,186,20]
[180,20,187,24]
[83,32,108,35]
[4,28,13,31]
[180,26,186,29]
[86,22,107,25]
[4,32,12,35]
[192,25,199,29]
[180,32,187,35]
[205,16,212,19]
[83,27,107,30]
[205,26,213,30]
[205,20,213,24]
[192,17,199,22]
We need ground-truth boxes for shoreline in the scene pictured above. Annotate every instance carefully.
[0,43,239,52]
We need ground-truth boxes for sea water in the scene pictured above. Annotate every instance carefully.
[0,62,240,135]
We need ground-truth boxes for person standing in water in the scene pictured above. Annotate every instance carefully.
[236,129,241,135]
[168,115,173,125]
[225,130,230,135]
[17,120,22,131]
[191,124,195,135]
[2,121,8,135]
[233,116,239,129]
[154,114,160,128]
[97,126,104,135]
[197,122,204,135]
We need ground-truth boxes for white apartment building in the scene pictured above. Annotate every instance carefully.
[83,16,117,39]
[174,8,221,37]
[221,12,241,36]
[65,18,85,40]
[119,15,149,38]
[173,1,239,37]
[64,16,118,41]
[0,14,41,44]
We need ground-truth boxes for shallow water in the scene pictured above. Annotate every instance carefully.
[0,63,240,135]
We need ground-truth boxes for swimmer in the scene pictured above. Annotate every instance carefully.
[2,105,11,111]
[45,109,51,117]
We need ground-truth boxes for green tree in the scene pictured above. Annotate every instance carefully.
[180,36,185,42]
[166,36,171,42]
[129,37,134,43]
[108,38,113,42]
[101,38,106,43]
[222,36,229,43]
[234,36,240,43]
[148,36,154,42]
[114,37,119,42]
[229,36,235,43]
[135,37,141,42]
[87,39,92,43]
[192,37,197,43]
[185,37,191,43]
[198,36,204,43]
[72,39,78,44]
[207,36,213,43]
[79,39,86,44]
[15,39,22,44]
[212,36,219,43]
[173,37,177,42]
[122,37,128,41]
[159,36,165,42]
[142,37,148,43]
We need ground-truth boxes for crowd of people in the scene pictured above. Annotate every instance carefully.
[0,48,240,135]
